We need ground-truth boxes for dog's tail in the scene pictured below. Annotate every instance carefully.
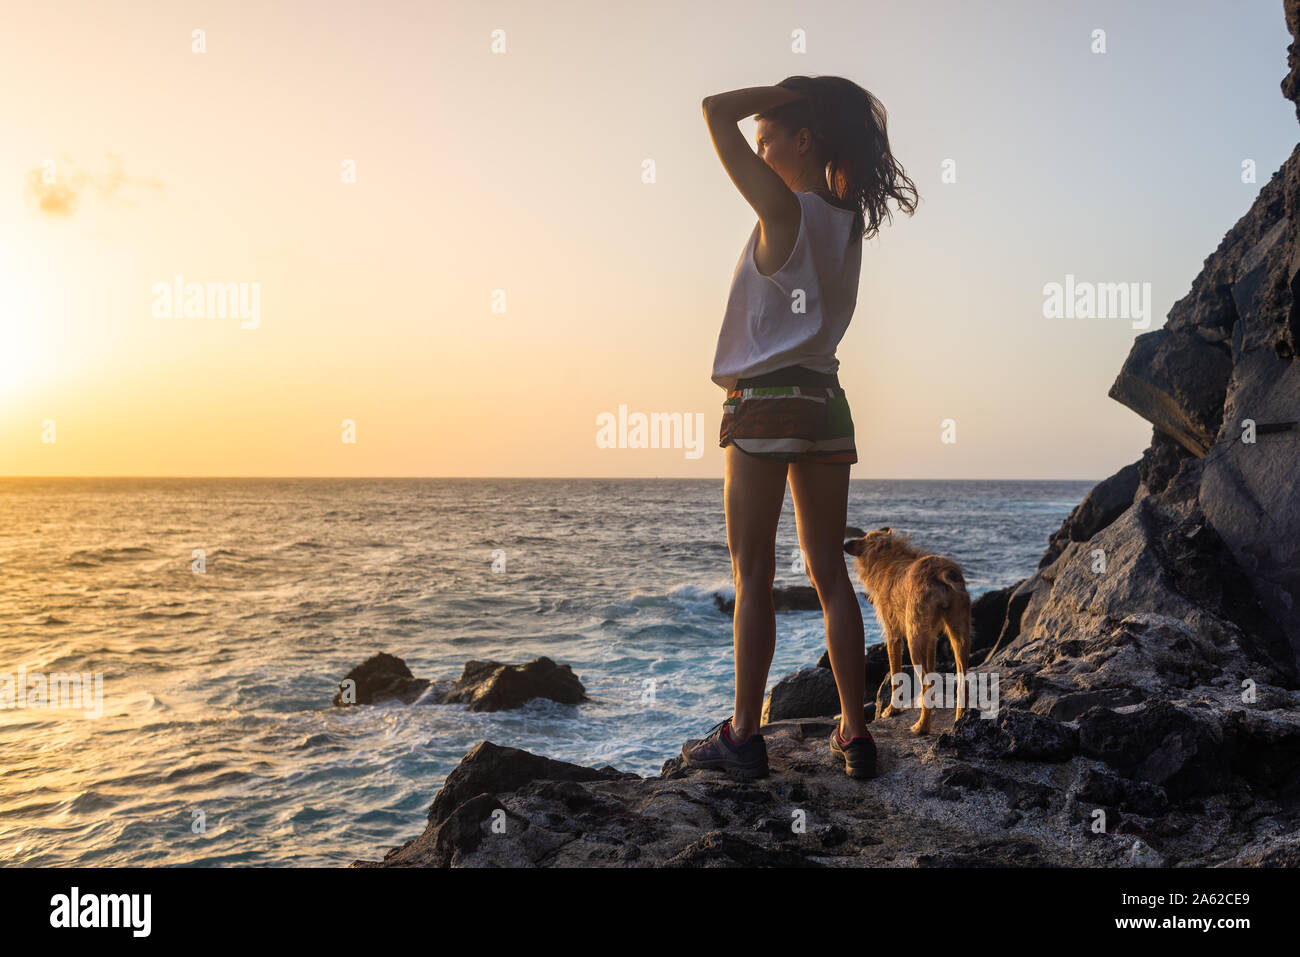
[920,558,965,609]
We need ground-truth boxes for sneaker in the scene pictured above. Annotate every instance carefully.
[681,716,769,779]
[829,726,877,779]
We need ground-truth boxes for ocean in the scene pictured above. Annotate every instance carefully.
[0,477,1091,866]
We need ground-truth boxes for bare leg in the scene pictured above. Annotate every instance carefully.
[724,445,788,739]
[788,459,868,740]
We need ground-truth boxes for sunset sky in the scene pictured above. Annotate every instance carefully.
[2,0,1296,478]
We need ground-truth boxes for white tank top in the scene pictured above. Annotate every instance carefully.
[710,189,862,390]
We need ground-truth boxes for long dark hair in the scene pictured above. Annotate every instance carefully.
[757,75,918,242]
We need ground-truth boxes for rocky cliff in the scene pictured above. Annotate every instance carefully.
[354,3,1300,868]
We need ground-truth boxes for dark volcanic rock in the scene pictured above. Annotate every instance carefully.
[1072,766,1170,818]
[370,741,631,867]
[1076,702,1232,801]
[334,653,431,706]
[816,643,893,716]
[1137,427,1194,496]
[981,577,1037,664]
[1038,462,1140,569]
[356,698,1300,868]
[970,582,1020,656]
[1224,706,1300,798]
[762,667,842,722]
[351,718,1085,867]
[1284,0,1300,123]
[426,741,626,828]
[442,657,587,712]
[993,487,1298,714]
[1099,63,1300,667]
[334,654,587,711]
[1190,133,1300,665]
[1109,329,1233,457]
[1029,687,1144,723]
[664,831,822,868]
[937,708,1078,762]
[911,838,1052,867]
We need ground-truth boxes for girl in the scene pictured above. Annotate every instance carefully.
[681,76,917,780]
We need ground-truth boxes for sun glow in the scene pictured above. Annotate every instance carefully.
[0,277,38,402]
[0,235,54,404]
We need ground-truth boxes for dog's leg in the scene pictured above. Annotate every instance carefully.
[906,627,935,736]
[879,619,906,718]
[944,612,971,720]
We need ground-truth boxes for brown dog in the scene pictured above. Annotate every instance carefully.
[844,527,971,735]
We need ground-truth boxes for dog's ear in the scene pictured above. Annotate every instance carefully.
[876,525,893,534]
[844,538,863,556]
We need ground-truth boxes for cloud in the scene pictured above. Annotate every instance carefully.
[24,153,163,217]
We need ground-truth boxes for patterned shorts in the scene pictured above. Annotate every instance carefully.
[719,365,858,464]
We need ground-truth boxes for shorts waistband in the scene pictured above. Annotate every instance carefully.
[736,365,841,389]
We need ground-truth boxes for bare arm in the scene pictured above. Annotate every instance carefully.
[703,85,806,124]
[702,85,807,226]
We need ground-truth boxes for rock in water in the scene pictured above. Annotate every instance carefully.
[441,657,587,712]
[333,652,431,706]
[333,654,586,711]
[713,584,822,615]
